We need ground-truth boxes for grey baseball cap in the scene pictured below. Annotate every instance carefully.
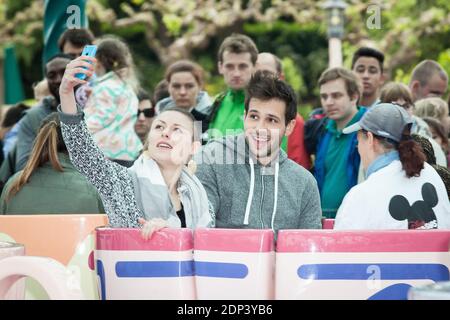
[343,103,413,142]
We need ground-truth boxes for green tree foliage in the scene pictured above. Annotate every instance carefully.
[1,0,44,98]
[344,0,450,81]
[2,0,450,106]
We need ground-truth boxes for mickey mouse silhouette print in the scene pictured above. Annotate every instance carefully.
[389,183,439,229]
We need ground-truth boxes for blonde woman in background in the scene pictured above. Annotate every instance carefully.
[414,97,450,134]
[414,97,450,166]
[379,82,447,167]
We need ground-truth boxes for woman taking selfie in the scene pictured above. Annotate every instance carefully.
[58,55,214,238]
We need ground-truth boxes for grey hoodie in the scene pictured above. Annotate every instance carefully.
[194,134,322,233]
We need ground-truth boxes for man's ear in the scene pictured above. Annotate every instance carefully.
[284,118,297,137]
[380,72,386,85]
[218,61,224,75]
[410,80,420,95]
[191,140,202,156]
[351,93,359,105]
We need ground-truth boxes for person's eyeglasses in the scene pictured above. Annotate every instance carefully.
[137,108,155,118]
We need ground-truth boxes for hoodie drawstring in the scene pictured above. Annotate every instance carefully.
[243,157,255,225]
[244,158,279,230]
[270,162,279,231]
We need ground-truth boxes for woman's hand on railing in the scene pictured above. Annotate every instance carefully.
[138,218,169,240]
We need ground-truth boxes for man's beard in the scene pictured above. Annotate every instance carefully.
[255,144,273,159]
[245,131,282,163]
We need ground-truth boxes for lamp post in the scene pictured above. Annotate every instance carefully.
[323,0,347,68]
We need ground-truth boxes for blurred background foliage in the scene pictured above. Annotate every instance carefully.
[1,0,450,117]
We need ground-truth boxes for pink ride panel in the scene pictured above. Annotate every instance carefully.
[194,228,275,300]
[95,228,195,300]
[276,230,450,300]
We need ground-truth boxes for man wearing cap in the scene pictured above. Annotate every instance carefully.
[335,103,450,230]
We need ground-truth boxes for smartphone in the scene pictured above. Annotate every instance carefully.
[75,45,97,80]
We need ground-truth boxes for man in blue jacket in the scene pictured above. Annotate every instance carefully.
[313,67,367,218]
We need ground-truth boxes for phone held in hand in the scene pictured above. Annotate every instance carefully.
[75,45,97,80]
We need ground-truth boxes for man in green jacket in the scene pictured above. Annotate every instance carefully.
[207,33,258,140]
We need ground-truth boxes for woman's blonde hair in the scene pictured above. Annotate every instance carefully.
[414,97,449,121]
[6,113,66,201]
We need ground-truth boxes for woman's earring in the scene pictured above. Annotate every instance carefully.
[187,159,197,175]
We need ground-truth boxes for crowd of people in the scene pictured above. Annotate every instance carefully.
[0,28,449,237]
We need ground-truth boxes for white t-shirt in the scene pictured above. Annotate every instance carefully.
[334,161,450,230]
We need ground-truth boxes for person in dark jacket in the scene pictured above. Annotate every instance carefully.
[0,54,73,192]
[15,53,73,172]
[0,102,28,161]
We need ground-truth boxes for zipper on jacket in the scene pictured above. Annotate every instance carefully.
[260,175,265,228]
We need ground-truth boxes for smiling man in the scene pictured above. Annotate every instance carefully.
[195,71,322,235]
